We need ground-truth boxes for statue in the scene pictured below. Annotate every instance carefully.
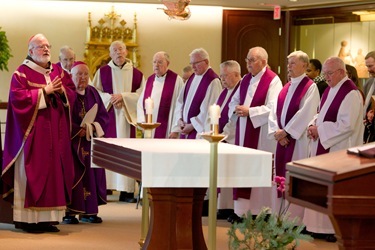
[160,0,191,20]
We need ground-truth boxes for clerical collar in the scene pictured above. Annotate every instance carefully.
[114,61,127,69]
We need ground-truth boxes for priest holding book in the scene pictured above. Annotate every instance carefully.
[64,62,109,224]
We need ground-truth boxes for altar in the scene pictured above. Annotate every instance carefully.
[92,138,272,249]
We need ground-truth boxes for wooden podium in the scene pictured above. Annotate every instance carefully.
[286,149,375,250]
[92,138,272,250]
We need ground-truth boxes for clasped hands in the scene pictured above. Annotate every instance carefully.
[110,94,124,109]
[274,129,289,147]
[307,125,319,141]
[44,77,63,95]
[235,105,249,117]
[178,119,194,135]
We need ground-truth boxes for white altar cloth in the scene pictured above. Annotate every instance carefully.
[94,138,272,188]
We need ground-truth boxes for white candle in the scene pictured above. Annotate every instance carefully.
[209,104,221,125]
[145,97,154,115]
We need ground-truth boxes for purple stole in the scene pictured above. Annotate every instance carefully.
[235,69,276,148]
[275,76,313,179]
[233,69,276,200]
[216,83,240,133]
[180,68,219,139]
[316,80,357,155]
[100,64,143,138]
[143,70,178,138]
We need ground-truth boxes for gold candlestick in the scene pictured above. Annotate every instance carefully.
[201,123,225,250]
[136,122,161,249]
[146,114,152,124]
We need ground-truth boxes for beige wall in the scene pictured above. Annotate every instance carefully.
[0,0,223,102]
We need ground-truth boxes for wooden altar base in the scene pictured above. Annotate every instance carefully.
[143,187,207,250]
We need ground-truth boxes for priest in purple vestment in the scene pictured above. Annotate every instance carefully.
[137,51,184,138]
[269,50,320,222]
[91,40,145,202]
[1,33,76,233]
[214,60,242,220]
[303,56,363,242]
[226,47,283,222]
[63,62,109,224]
[169,48,222,139]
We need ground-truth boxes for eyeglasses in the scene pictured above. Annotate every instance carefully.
[322,69,340,77]
[245,57,258,63]
[33,44,52,50]
[190,59,206,66]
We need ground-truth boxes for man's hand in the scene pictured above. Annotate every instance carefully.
[307,125,319,141]
[44,77,63,94]
[78,128,86,137]
[110,94,124,109]
[367,110,374,123]
[274,129,288,141]
[234,105,249,117]
[181,123,194,135]
[169,132,179,139]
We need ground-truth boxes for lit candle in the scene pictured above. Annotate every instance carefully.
[145,97,154,115]
[145,97,154,123]
[209,104,220,125]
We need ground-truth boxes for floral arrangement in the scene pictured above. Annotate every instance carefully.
[0,27,12,71]
[227,176,313,250]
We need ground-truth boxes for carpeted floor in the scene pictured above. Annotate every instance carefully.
[0,192,338,250]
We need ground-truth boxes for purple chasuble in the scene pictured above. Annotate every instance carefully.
[70,85,109,214]
[100,64,143,138]
[316,80,357,155]
[2,62,75,208]
[275,76,313,178]
[180,68,219,139]
[143,70,178,138]
[232,69,276,200]
[216,83,240,133]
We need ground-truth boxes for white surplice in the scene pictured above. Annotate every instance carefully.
[268,74,321,220]
[303,76,364,234]
[227,67,283,215]
[91,59,145,191]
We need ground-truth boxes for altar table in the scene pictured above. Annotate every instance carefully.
[92,138,272,250]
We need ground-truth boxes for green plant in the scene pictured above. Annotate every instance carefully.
[227,176,313,249]
[0,27,12,71]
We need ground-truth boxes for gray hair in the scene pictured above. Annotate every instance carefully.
[189,48,209,61]
[249,46,268,62]
[109,40,127,52]
[220,60,241,75]
[288,50,309,65]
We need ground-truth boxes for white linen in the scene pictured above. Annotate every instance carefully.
[93,138,272,188]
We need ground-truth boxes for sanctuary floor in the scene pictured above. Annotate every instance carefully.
[0,192,338,250]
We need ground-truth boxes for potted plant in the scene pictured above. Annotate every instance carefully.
[227,176,313,250]
[0,27,12,71]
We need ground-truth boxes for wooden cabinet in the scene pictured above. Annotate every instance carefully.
[286,150,375,250]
